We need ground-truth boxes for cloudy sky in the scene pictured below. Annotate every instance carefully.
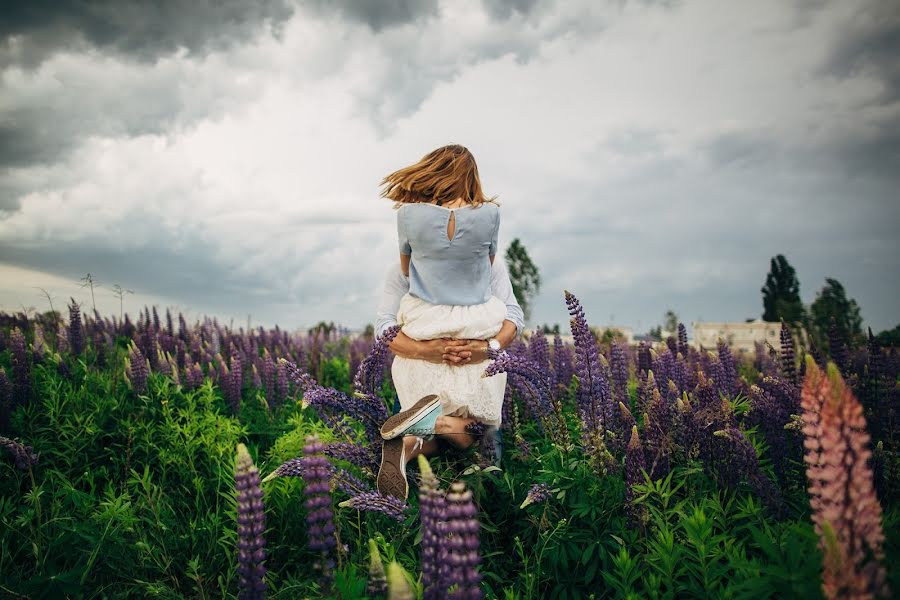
[1,0,897,334]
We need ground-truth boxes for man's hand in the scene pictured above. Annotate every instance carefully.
[442,339,489,366]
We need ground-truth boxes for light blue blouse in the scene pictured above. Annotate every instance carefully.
[397,202,500,306]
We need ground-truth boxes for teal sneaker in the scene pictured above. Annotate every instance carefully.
[380,394,441,440]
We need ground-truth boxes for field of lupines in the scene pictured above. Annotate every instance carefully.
[0,294,898,599]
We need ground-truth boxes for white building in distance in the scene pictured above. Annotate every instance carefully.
[692,320,780,355]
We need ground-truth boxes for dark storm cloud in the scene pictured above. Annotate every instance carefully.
[305,0,440,31]
[0,0,295,69]
[481,0,542,20]
[821,0,900,100]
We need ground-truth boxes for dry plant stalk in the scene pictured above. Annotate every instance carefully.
[800,356,889,600]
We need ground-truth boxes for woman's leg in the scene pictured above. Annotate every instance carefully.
[400,415,479,466]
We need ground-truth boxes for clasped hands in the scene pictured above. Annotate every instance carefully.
[419,337,489,366]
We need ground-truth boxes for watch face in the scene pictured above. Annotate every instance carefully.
[489,339,501,351]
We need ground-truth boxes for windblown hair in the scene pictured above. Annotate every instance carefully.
[379,144,497,207]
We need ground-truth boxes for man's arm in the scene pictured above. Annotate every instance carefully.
[375,265,456,363]
[490,259,524,336]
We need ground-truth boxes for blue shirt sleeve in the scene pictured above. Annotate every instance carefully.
[375,264,409,337]
[397,207,411,255]
[489,207,499,257]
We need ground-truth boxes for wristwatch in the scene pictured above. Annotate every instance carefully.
[487,338,501,351]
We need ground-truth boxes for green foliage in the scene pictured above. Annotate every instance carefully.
[1,329,897,599]
[761,254,805,325]
[808,277,864,351]
[505,238,541,322]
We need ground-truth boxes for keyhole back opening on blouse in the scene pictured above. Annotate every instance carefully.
[446,210,456,242]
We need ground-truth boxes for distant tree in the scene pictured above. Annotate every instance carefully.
[647,325,662,341]
[875,324,900,348]
[664,310,678,334]
[363,323,375,338]
[809,278,863,351]
[761,255,805,324]
[505,238,541,322]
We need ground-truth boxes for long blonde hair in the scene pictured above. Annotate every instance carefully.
[379,144,497,207]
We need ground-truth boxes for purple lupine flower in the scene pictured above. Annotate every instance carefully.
[0,436,39,470]
[484,351,553,422]
[67,298,84,357]
[251,364,262,390]
[151,306,160,332]
[636,370,657,414]
[624,425,646,526]
[552,334,575,392]
[224,352,243,414]
[261,352,276,409]
[610,341,629,407]
[10,328,31,407]
[367,539,388,597]
[324,442,377,471]
[443,481,483,599]
[565,291,616,461]
[717,341,738,397]
[528,330,552,377]
[32,324,46,364]
[178,313,189,342]
[302,436,336,586]
[665,336,677,355]
[713,428,783,516]
[338,491,407,522]
[617,401,637,452]
[184,362,204,390]
[672,352,691,397]
[651,350,674,395]
[418,455,448,599]
[643,387,673,479]
[126,341,149,395]
[235,443,266,600]
[92,331,107,369]
[0,369,12,432]
[779,322,797,384]
[746,384,796,484]
[520,483,551,508]
[677,323,689,358]
[353,325,400,397]
[637,342,652,375]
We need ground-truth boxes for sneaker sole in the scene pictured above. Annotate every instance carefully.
[380,394,441,440]
[377,438,408,500]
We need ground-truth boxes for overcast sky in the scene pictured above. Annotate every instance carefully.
[1,0,897,334]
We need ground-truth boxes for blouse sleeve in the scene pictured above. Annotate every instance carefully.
[489,206,500,257]
[397,207,411,255]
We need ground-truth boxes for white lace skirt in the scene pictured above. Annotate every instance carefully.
[391,293,508,426]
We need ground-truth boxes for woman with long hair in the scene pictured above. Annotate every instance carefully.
[375,144,509,499]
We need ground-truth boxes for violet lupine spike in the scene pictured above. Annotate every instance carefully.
[711,427,784,516]
[68,298,84,357]
[251,364,262,391]
[651,350,674,395]
[717,341,738,396]
[275,361,289,405]
[443,480,483,600]
[0,435,39,470]
[302,436,337,587]
[126,341,149,395]
[636,342,652,375]
[746,384,796,484]
[262,351,276,409]
[677,323,689,358]
[610,341,629,407]
[418,455,447,600]
[10,328,32,407]
[235,443,266,600]
[353,325,400,397]
[0,369,12,432]
[624,425,646,526]
[332,467,374,497]
[552,333,575,392]
[337,491,407,522]
[643,387,673,479]
[779,322,797,384]
[565,291,615,458]
[520,483,551,508]
[528,330,552,377]
[324,442,377,471]
[225,352,243,414]
[483,351,553,420]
